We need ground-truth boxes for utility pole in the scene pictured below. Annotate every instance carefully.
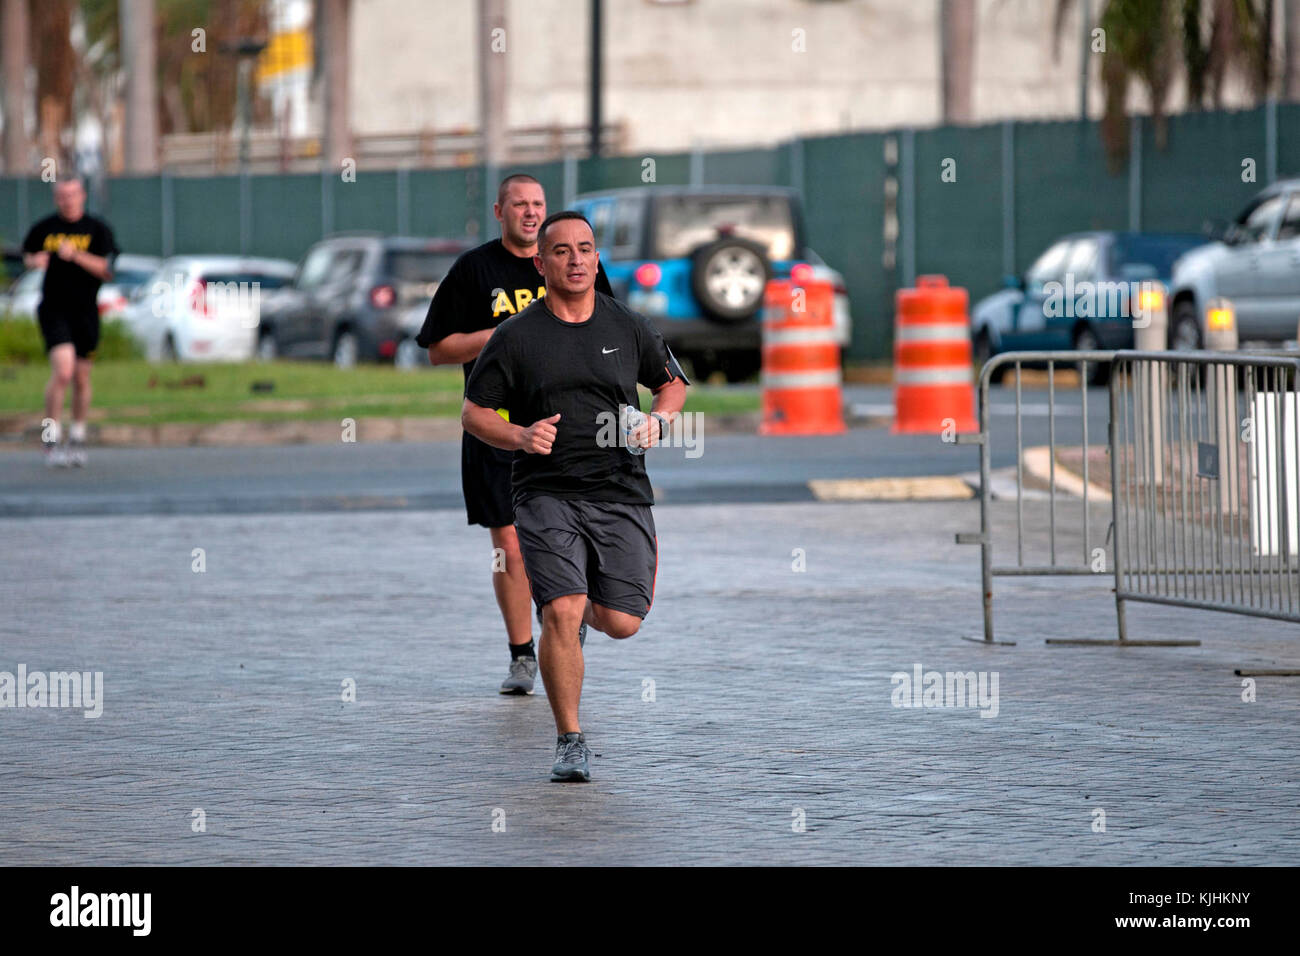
[479,0,507,169]
[320,0,352,168]
[1079,0,1092,120]
[120,0,160,173]
[589,0,602,157]
[939,0,976,124]
[1,0,29,172]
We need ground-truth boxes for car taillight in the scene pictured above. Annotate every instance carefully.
[634,263,661,288]
[790,262,814,285]
[370,284,396,309]
[189,278,213,318]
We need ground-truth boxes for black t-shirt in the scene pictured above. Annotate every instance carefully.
[415,237,613,382]
[464,292,679,507]
[22,213,119,322]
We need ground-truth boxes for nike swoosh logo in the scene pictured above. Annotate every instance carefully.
[602,347,619,354]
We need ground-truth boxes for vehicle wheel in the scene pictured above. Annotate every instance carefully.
[1169,301,1203,352]
[973,330,1005,385]
[690,238,772,322]
[1072,325,1110,386]
[332,329,359,369]
[161,334,179,362]
[686,351,720,382]
[394,337,424,370]
[256,330,278,361]
[719,349,761,383]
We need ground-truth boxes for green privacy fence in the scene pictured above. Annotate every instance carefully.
[1,104,1293,359]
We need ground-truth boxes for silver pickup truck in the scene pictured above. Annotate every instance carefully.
[1169,178,1300,349]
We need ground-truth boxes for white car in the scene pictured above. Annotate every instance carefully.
[0,254,162,321]
[95,253,163,320]
[122,255,297,361]
[394,298,434,369]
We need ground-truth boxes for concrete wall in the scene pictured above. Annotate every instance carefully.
[348,0,1262,153]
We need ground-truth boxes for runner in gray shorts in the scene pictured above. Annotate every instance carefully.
[461,210,689,783]
[514,496,657,619]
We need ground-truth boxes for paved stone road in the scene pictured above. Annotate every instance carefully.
[1,499,1297,865]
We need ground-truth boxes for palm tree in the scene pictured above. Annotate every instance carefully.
[1055,0,1275,167]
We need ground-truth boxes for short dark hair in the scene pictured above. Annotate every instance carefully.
[536,211,594,252]
[496,173,542,207]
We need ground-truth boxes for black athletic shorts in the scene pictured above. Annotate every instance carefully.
[514,495,658,619]
[38,308,100,359]
[461,431,516,528]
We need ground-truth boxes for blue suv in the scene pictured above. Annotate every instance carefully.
[571,186,811,381]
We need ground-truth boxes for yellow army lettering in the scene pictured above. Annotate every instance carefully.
[491,286,547,318]
[42,233,93,252]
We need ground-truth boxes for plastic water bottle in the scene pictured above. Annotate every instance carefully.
[622,406,647,456]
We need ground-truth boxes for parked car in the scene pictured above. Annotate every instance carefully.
[1169,178,1300,350]
[0,253,163,321]
[121,255,296,361]
[257,234,471,367]
[570,185,851,382]
[96,253,163,319]
[972,231,1208,382]
[0,267,45,318]
[395,300,434,369]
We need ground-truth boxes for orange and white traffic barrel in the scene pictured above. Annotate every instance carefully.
[893,275,977,434]
[760,278,846,435]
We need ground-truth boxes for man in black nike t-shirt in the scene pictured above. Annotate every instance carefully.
[462,211,688,781]
[417,174,613,697]
[22,176,119,467]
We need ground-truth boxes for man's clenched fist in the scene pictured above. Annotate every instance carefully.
[519,412,560,454]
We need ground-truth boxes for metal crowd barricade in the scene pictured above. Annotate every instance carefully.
[1103,351,1300,635]
[956,350,1126,645]
[958,349,1300,653]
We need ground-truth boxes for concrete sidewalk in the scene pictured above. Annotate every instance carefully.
[1,500,1297,865]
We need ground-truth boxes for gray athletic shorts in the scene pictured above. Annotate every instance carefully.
[514,495,658,619]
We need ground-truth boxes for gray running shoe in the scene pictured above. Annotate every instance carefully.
[67,438,87,467]
[499,655,537,695]
[550,732,591,782]
[536,603,587,647]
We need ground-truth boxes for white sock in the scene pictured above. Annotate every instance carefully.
[69,421,87,443]
[44,420,61,445]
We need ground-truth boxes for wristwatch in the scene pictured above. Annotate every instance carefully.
[649,412,671,443]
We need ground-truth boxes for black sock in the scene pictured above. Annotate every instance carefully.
[510,640,535,660]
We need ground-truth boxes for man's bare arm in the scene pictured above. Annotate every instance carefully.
[429,329,494,366]
[55,240,113,282]
[462,399,560,455]
[650,378,687,422]
[631,377,688,447]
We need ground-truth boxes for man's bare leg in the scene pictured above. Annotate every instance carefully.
[538,593,587,734]
[71,357,92,425]
[584,602,642,640]
[488,524,533,646]
[44,344,75,426]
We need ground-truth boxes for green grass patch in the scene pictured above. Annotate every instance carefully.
[0,318,143,363]
[0,358,758,426]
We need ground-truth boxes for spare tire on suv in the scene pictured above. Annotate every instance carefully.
[690,237,771,322]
